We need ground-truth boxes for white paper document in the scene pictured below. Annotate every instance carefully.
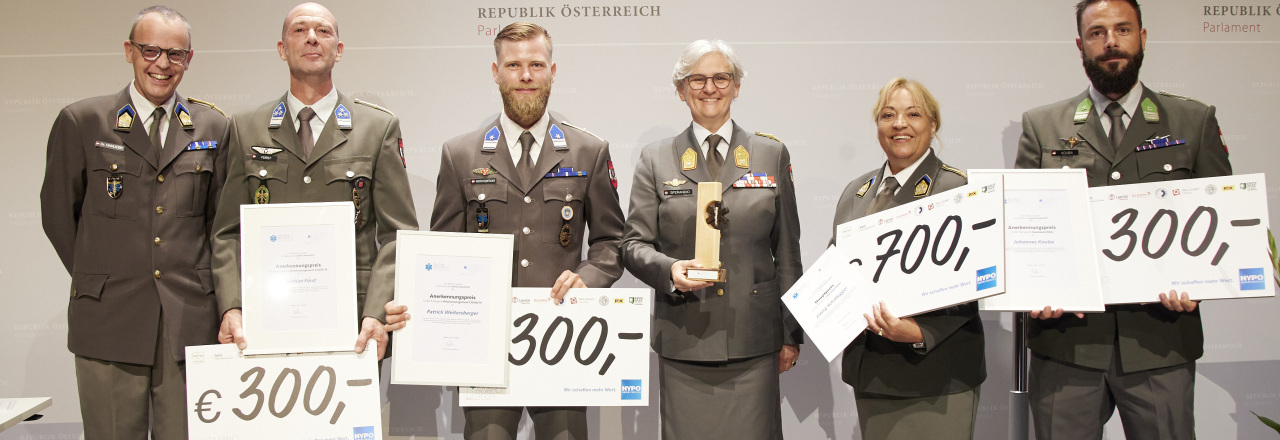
[782,245,875,362]
[412,254,494,364]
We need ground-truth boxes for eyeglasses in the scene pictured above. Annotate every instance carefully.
[130,41,190,66]
[684,72,734,90]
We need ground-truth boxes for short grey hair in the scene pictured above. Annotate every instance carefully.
[128,5,192,48]
[671,39,746,90]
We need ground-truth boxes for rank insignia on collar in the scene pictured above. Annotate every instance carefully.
[734,145,749,168]
[106,175,123,199]
[1140,97,1159,122]
[549,124,568,149]
[254,184,270,204]
[252,146,284,155]
[482,126,500,150]
[681,148,697,170]
[269,102,286,128]
[1074,98,1093,124]
[856,177,876,198]
[473,167,497,176]
[662,178,688,187]
[335,104,352,129]
[116,104,136,131]
[175,102,193,129]
[914,175,932,197]
[1059,137,1085,149]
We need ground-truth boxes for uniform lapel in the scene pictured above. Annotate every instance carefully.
[718,123,751,192]
[305,93,350,165]
[486,120,520,193]
[526,119,566,193]
[115,88,158,170]
[852,168,887,218]
[1073,89,1111,164]
[893,151,942,206]
[156,94,189,171]
[675,126,711,184]
[1110,87,1160,166]
[269,95,305,161]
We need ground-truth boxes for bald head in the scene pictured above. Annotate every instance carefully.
[282,2,338,39]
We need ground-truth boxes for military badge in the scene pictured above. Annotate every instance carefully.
[334,104,352,129]
[546,167,587,178]
[608,160,618,189]
[186,141,217,150]
[254,185,270,204]
[252,146,283,155]
[106,175,123,199]
[733,145,749,168]
[1073,98,1093,124]
[116,104,135,131]
[1059,137,1084,149]
[559,224,572,247]
[398,138,407,168]
[549,124,568,149]
[914,175,932,197]
[1140,97,1159,122]
[175,102,193,128]
[561,206,574,221]
[476,205,490,232]
[856,177,875,198]
[662,178,688,187]
[1136,136,1186,152]
[472,167,497,176]
[269,102,286,128]
[482,126,500,150]
[681,148,697,170]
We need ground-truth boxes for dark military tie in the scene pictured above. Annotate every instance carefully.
[1104,102,1126,158]
[706,134,724,178]
[867,176,899,215]
[298,107,317,160]
[149,107,166,151]
[518,131,536,187]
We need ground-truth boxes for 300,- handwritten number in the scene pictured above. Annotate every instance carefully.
[872,215,968,283]
[216,365,343,423]
[509,314,612,375]
[1103,206,1220,263]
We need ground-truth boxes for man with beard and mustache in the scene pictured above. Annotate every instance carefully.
[1015,0,1231,439]
[211,2,419,361]
[405,21,624,440]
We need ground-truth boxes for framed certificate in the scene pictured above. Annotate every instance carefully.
[971,169,1107,312]
[240,202,358,355]
[391,231,514,387]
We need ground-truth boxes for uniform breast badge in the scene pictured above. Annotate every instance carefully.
[476,203,490,233]
[254,185,270,204]
[352,177,367,227]
[106,175,123,199]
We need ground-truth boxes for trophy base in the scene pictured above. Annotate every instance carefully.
[686,268,727,282]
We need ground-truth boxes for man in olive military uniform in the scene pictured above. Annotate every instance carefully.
[394,22,624,440]
[212,2,418,360]
[40,6,229,439]
[1015,1,1231,438]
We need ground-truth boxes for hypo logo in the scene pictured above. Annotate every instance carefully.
[621,379,643,400]
[1239,268,1266,291]
[354,426,375,439]
[975,266,998,291]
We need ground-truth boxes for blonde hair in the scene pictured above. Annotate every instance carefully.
[872,77,941,132]
[494,22,552,59]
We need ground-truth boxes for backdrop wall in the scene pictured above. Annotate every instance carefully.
[3,0,1278,438]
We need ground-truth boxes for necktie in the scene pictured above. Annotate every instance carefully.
[706,134,724,178]
[867,176,900,215]
[518,131,536,186]
[1105,102,1126,156]
[149,107,166,151]
[298,107,317,160]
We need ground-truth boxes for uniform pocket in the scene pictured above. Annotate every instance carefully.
[71,273,109,300]
[542,179,587,245]
[172,151,216,216]
[1137,145,1193,181]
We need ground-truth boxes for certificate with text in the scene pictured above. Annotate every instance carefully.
[240,202,357,355]
[971,169,1106,312]
[1090,173,1274,303]
[391,231,514,387]
[782,245,875,362]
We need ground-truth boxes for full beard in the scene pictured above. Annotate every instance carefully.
[1083,48,1143,97]
[500,84,551,128]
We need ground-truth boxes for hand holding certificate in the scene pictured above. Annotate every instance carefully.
[781,246,874,361]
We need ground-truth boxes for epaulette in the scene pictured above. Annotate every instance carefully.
[941,164,967,179]
[560,121,604,141]
[354,98,395,116]
[1157,91,1205,106]
[186,97,225,117]
[754,132,782,143]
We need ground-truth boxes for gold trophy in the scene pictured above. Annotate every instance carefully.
[687,181,728,282]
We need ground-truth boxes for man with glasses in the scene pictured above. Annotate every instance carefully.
[387,21,624,439]
[211,2,417,361]
[40,6,228,439]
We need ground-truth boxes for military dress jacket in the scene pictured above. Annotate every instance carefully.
[621,122,803,362]
[1016,86,1231,373]
[212,92,419,322]
[830,150,985,397]
[430,115,624,287]
[41,86,230,365]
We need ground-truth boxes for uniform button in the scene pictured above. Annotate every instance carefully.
[346,171,355,178]
[716,289,724,296]
[71,289,77,297]
[1062,166,1070,169]
[156,175,165,183]
[154,237,162,246]
[304,176,312,184]
[522,227,531,235]
[154,270,162,279]
[524,196,532,204]
[1111,171,1122,181]
[195,164,203,173]
[259,169,268,177]
[110,164,118,171]
[478,193,486,201]
[520,259,530,268]
[566,194,574,202]
[1163,163,1173,172]
[155,206,164,214]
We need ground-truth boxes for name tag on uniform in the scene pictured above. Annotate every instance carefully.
[1050,150,1079,157]
[95,141,125,151]
[664,189,693,196]
[471,178,497,184]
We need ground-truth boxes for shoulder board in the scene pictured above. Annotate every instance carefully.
[560,121,603,141]
[354,98,396,116]
[1157,91,1205,105]
[754,132,782,143]
[186,97,226,117]
[940,164,967,179]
